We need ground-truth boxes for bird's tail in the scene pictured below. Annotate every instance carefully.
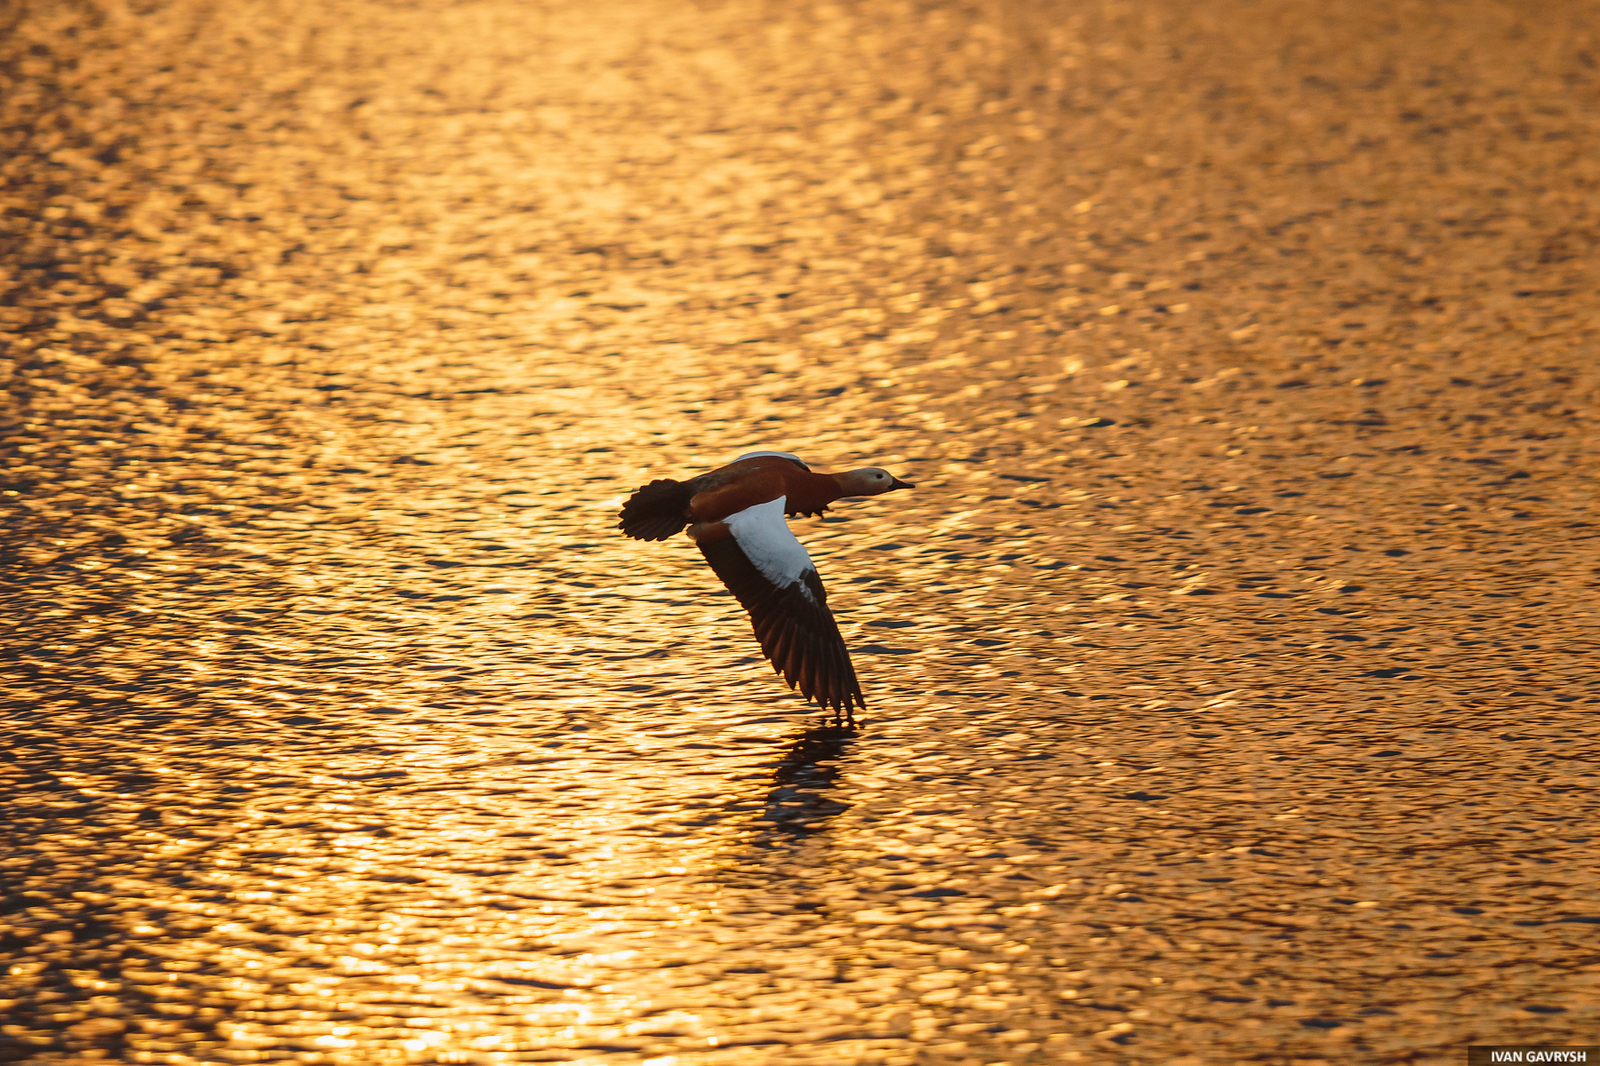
[618,478,695,540]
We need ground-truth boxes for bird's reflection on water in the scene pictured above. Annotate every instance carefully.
[755,724,857,835]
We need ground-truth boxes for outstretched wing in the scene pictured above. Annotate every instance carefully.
[696,497,865,713]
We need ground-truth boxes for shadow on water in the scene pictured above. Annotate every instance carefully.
[753,723,857,838]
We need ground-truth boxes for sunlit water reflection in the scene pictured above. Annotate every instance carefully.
[4,0,1599,1063]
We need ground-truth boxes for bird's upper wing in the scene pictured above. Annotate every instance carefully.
[696,497,864,712]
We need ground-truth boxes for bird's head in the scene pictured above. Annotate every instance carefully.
[835,467,915,497]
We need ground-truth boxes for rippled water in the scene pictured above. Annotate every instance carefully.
[4,0,1599,1063]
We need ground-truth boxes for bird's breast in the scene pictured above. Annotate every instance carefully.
[780,472,844,516]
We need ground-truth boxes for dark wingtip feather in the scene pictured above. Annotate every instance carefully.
[698,538,865,715]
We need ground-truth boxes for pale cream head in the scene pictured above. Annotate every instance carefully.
[835,467,915,496]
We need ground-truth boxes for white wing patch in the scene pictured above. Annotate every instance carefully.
[723,496,817,600]
[734,450,808,469]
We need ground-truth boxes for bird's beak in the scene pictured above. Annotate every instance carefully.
[888,476,915,491]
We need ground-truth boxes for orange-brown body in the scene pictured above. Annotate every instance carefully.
[686,456,847,533]
[617,451,913,719]
[618,453,907,545]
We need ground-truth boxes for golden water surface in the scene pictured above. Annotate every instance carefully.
[2,0,1598,1063]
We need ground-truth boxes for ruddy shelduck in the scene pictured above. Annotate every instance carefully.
[618,451,914,721]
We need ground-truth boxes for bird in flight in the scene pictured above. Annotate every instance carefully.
[617,450,914,723]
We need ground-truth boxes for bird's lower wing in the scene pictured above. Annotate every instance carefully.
[696,497,864,712]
